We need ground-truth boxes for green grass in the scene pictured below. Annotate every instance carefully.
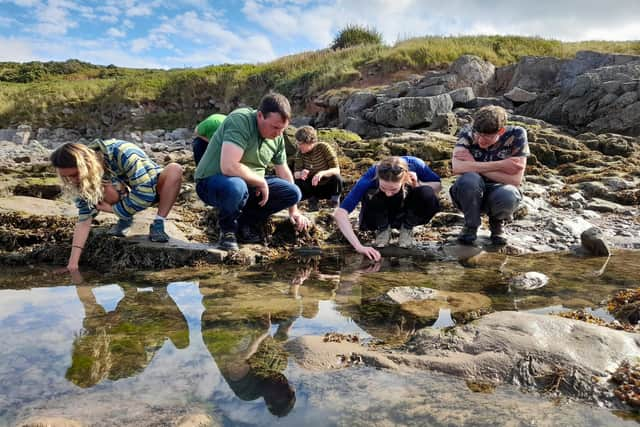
[1,35,639,131]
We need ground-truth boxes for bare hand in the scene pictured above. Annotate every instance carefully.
[407,171,418,188]
[311,172,322,186]
[361,261,382,273]
[454,149,474,161]
[501,157,526,174]
[290,212,311,231]
[300,169,310,180]
[96,201,113,213]
[356,245,381,261]
[256,180,269,207]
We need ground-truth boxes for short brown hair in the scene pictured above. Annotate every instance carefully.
[473,106,507,134]
[295,126,317,144]
[258,92,291,121]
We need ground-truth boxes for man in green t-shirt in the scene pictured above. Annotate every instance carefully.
[195,92,310,251]
[192,113,226,166]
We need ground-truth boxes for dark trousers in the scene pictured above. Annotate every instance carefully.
[295,175,344,200]
[449,172,522,228]
[359,185,440,231]
[196,175,302,233]
[192,137,208,166]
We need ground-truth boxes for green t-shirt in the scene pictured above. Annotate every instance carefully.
[195,108,287,180]
[196,113,226,141]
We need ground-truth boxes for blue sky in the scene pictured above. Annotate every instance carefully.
[0,0,638,69]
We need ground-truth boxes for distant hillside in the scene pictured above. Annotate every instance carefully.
[1,36,639,134]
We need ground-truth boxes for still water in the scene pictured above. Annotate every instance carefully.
[0,250,638,426]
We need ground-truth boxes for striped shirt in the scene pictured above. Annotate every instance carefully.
[76,139,162,221]
[293,142,339,178]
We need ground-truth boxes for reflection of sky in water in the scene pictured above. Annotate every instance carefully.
[91,284,124,312]
[0,278,632,427]
[280,300,371,339]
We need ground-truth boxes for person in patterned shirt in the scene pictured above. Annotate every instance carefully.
[450,106,529,245]
[51,140,183,272]
[293,126,344,211]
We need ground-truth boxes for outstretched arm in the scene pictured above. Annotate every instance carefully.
[66,219,92,272]
[333,208,381,261]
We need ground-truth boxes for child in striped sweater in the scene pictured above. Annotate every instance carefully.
[293,126,344,211]
[51,140,183,272]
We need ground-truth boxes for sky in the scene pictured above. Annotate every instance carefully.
[0,0,638,69]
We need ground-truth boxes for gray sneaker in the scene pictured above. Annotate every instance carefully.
[398,226,415,248]
[374,227,391,247]
[108,218,133,237]
[149,219,169,242]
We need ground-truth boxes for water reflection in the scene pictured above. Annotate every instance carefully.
[0,250,639,425]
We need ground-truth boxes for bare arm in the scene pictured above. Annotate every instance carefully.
[274,163,310,231]
[67,219,92,272]
[452,146,526,186]
[221,142,269,205]
[311,167,340,186]
[333,208,381,261]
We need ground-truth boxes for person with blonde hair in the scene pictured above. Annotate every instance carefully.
[450,105,529,245]
[333,156,441,261]
[51,139,183,272]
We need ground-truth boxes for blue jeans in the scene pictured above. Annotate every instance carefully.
[196,175,302,233]
[449,172,522,228]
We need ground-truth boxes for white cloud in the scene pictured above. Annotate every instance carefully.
[0,37,36,61]
[107,27,126,38]
[127,4,153,17]
[0,16,17,27]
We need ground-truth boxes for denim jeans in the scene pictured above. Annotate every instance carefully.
[359,184,440,231]
[196,174,302,233]
[192,137,208,167]
[449,172,522,229]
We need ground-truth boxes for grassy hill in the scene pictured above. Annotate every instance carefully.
[1,36,639,133]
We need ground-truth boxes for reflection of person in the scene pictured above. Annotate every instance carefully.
[192,113,226,166]
[66,285,189,387]
[195,92,310,251]
[203,316,296,417]
[51,141,183,272]
[450,106,529,245]
[293,126,344,211]
[333,156,441,261]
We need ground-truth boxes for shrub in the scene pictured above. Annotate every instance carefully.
[331,24,383,50]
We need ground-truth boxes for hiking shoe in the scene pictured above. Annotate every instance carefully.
[307,197,319,212]
[374,227,391,247]
[328,195,340,208]
[218,231,239,251]
[457,226,478,245]
[398,226,416,248]
[108,218,133,237]
[149,219,170,242]
[489,218,507,245]
[238,224,263,244]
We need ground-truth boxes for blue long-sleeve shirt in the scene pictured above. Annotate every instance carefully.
[339,156,440,214]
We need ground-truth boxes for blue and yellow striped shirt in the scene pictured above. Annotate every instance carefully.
[76,139,162,221]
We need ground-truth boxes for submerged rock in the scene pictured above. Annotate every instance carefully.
[581,227,611,257]
[509,272,549,290]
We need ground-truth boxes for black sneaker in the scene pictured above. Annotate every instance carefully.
[238,224,263,244]
[457,226,478,245]
[328,195,340,208]
[218,231,239,251]
[489,218,507,245]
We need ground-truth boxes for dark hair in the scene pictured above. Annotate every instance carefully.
[262,373,296,417]
[472,106,507,134]
[258,92,291,121]
[375,156,409,183]
[295,125,317,144]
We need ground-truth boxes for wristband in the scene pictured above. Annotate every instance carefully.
[72,245,84,250]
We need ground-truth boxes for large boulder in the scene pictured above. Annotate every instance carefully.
[366,95,453,128]
[448,55,495,96]
[338,91,378,125]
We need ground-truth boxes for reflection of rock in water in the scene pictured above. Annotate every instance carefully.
[66,285,189,387]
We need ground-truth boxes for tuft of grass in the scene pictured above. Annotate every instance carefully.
[331,24,384,50]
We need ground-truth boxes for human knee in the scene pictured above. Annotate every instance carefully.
[454,173,483,192]
[489,186,521,218]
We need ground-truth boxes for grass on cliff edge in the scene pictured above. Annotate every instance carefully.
[1,35,639,130]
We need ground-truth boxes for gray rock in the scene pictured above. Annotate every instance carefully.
[448,55,495,96]
[447,87,475,106]
[580,227,611,256]
[367,95,453,128]
[504,87,538,103]
[509,272,549,290]
[339,91,378,125]
[408,85,447,97]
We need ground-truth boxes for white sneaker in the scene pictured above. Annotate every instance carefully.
[374,227,391,247]
[398,226,415,248]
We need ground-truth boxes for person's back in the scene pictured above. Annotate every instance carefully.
[192,113,226,166]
